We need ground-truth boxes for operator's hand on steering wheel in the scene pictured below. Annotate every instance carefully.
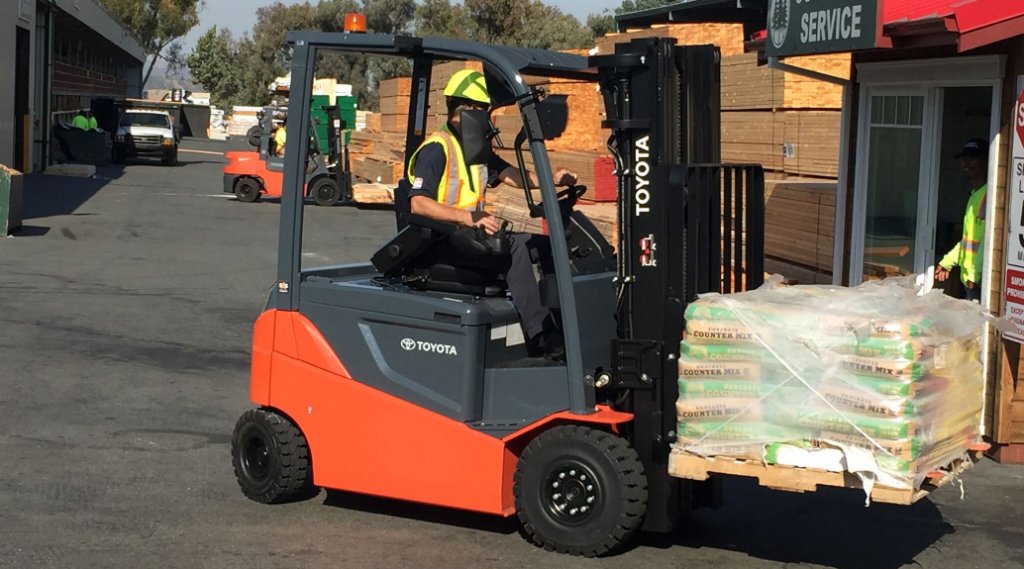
[553,168,577,187]
[469,211,502,235]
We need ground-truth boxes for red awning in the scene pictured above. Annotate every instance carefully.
[882,0,1024,51]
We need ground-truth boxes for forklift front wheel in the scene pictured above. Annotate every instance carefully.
[513,425,648,557]
[233,178,261,203]
[311,177,341,207]
[231,408,316,504]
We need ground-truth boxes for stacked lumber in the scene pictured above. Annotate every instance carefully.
[763,179,836,284]
[348,130,405,185]
[484,184,618,248]
[594,23,746,56]
[721,52,848,111]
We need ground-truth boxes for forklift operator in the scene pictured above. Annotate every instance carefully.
[406,69,577,361]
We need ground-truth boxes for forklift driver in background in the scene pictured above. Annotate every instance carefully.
[407,69,577,361]
[935,138,988,302]
[273,117,287,156]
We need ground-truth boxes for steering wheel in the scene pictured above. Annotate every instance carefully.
[556,185,587,206]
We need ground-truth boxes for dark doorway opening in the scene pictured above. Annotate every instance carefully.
[14,26,31,172]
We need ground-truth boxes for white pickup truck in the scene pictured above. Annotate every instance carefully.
[113,109,179,166]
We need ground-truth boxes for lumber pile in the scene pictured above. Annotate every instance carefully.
[763,179,836,284]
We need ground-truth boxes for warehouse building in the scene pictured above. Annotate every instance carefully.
[0,0,144,173]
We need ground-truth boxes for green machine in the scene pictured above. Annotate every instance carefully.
[311,95,357,154]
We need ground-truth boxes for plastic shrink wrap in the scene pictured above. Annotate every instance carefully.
[676,277,987,490]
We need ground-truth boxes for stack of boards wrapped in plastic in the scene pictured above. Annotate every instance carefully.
[676,277,986,491]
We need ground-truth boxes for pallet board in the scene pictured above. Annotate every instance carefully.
[668,449,980,506]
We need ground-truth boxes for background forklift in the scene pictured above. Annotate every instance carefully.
[223,105,353,206]
[231,29,764,557]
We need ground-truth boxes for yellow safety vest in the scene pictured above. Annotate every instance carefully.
[71,115,89,130]
[87,117,98,130]
[407,126,487,211]
[939,184,987,285]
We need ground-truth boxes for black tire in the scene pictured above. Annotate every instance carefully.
[162,149,177,166]
[311,177,341,207]
[246,125,263,148]
[231,408,315,504]
[514,425,647,557]
[234,177,261,203]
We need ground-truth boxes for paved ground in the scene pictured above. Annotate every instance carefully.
[1,138,1022,569]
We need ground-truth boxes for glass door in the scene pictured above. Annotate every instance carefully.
[853,88,935,282]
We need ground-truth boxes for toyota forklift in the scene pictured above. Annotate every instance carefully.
[223,105,354,206]
[231,29,764,557]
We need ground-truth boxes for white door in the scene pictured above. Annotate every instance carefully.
[851,88,937,284]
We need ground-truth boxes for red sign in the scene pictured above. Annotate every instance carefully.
[1016,89,1024,148]
[1006,268,1024,305]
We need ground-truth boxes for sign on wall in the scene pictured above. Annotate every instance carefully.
[1002,77,1024,343]
[766,0,883,57]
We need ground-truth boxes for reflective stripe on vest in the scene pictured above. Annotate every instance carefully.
[407,126,487,211]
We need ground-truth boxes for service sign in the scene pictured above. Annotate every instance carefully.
[766,0,882,57]
[1002,77,1024,342]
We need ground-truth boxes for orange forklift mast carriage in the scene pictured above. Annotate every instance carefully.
[231,30,765,557]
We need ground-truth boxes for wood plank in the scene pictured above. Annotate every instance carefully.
[667,449,975,506]
[350,183,395,204]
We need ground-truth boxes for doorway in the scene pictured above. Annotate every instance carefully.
[851,80,996,297]
[14,26,31,172]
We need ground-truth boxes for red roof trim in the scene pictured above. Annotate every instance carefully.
[881,0,1024,52]
[959,13,1024,52]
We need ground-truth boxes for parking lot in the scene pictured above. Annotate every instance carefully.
[1,138,1022,569]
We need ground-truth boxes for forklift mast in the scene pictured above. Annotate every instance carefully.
[592,38,765,532]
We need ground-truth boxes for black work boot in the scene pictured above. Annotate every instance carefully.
[543,326,565,362]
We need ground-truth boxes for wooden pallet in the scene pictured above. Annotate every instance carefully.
[668,446,986,505]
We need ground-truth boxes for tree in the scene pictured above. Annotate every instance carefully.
[100,0,203,88]
[616,0,679,14]
[187,27,249,107]
[587,12,616,40]
[415,0,473,40]
[462,0,592,50]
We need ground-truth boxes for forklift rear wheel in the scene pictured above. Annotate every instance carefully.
[231,408,316,504]
[234,178,261,203]
[513,425,647,557]
[311,178,341,207]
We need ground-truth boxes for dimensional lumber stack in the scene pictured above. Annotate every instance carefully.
[671,278,987,499]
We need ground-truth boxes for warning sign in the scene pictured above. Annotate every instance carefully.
[1002,77,1024,342]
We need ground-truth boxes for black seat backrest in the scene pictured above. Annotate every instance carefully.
[394,178,412,230]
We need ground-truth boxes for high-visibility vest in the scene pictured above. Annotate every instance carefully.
[87,117,98,130]
[71,115,88,130]
[407,126,487,211]
[939,184,987,285]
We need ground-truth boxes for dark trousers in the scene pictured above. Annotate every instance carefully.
[506,232,555,339]
[964,283,981,302]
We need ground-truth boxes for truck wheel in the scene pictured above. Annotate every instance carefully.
[311,178,341,207]
[514,425,647,557]
[234,178,261,203]
[231,408,315,504]
[162,149,178,166]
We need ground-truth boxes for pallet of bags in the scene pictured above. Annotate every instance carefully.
[669,276,990,503]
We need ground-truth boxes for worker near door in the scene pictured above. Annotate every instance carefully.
[935,138,988,302]
[71,109,89,130]
[406,69,577,360]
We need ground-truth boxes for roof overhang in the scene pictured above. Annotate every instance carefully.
[615,0,767,30]
[54,0,145,62]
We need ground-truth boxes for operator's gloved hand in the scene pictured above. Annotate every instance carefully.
[553,168,577,187]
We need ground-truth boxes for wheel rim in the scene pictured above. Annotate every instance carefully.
[241,434,271,482]
[541,462,601,525]
[316,182,337,202]
[237,182,256,199]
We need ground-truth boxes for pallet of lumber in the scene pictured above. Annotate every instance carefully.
[353,156,403,185]
[783,111,841,178]
[379,77,412,99]
[721,52,849,111]
[351,182,395,204]
[594,23,745,56]
[764,179,836,273]
[722,111,784,171]
[668,448,981,506]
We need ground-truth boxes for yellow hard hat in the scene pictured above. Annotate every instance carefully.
[443,69,490,105]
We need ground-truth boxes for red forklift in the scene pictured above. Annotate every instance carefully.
[230,30,765,556]
[223,105,353,206]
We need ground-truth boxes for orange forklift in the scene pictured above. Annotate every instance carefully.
[223,106,353,206]
[231,28,764,556]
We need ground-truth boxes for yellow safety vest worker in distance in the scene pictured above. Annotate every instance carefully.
[87,117,98,130]
[71,115,89,130]
[407,126,488,211]
[939,184,987,286]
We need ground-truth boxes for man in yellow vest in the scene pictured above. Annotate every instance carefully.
[407,69,577,360]
[86,110,98,131]
[71,110,89,130]
[273,117,287,156]
[935,138,988,302]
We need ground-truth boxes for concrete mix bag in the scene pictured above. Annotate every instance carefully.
[674,276,990,490]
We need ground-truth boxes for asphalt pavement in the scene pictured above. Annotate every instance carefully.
[1,138,1022,569]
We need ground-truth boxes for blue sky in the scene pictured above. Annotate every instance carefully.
[181,0,623,49]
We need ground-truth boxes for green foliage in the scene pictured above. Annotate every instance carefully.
[187,0,613,111]
[100,0,203,87]
[616,0,679,15]
[587,12,617,39]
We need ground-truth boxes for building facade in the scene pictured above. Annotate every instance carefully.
[1,0,144,173]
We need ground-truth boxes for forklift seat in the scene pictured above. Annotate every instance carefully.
[371,179,510,296]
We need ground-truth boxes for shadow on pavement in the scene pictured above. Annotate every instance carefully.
[321,490,518,536]
[635,478,953,568]
[17,165,126,231]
